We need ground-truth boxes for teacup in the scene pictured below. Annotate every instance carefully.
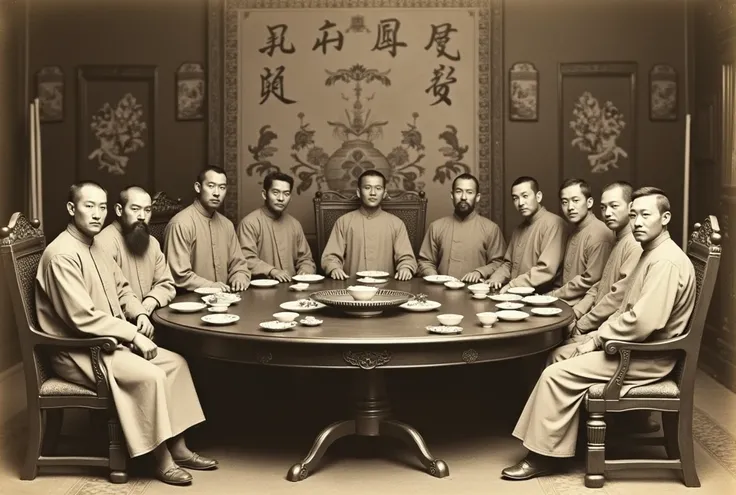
[476,312,498,327]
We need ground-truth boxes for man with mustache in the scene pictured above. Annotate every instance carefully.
[164,166,250,292]
[322,170,417,280]
[418,173,506,282]
[36,181,215,486]
[96,186,175,315]
[237,171,316,282]
[487,176,567,293]
[502,186,695,481]
[548,179,615,306]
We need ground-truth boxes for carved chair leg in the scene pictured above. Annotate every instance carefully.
[41,409,63,455]
[661,411,681,460]
[677,408,700,487]
[107,417,128,484]
[21,407,43,480]
[584,412,606,489]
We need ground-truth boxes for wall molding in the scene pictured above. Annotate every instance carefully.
[0,363,26,426]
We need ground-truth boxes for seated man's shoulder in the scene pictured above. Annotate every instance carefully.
[167,205,195,228]
[41,236,80,267]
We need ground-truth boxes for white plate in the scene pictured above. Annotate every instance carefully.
[399,300,442,312]
[444,281,465,289]
[357,270,390,278]
[357,277,389,284]
[300,318,323,326]
[426,325,463,334]
[259,320,297,332]
[471,294,487,300]
[424,274,456,284]
[495,310,530,322]
[207,306,229,313]
[201,314,240,325]
[279,299,326,312]
[489,293,524,302]
[201,294,241,305]
[522,295,558,306]
[508,287,535,295]
[531,307,563,317]
[292,274,325,283]
[194,287,223,295]
[495,302,524,310]
[289,283,310,291]
[169,302,207,313]
[251,279,280,288]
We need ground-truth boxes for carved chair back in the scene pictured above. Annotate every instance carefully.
[313,190,428,264]
[150,192,184,246]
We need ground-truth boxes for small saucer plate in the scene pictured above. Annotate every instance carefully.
[207,306,228,313]
[522,295,558,306]
[423,274,456,284]
[194,287,223,295]
[251,279,279,288]
[358,277,389,284]
[300,317,323,327]
[279,299,326,312]
[259,320,297,332]
[488,293,524,302]
[399,300,441,312]
[289,283,310,291]
[495,310,530,322]
[531,307,563,317]
[495,302,524,310]
[426,325,463,335]
[292,274,325,283]
[357,270,390,278]
[201,314,240,325]
[169,302,207,313]
[508,287,535,295]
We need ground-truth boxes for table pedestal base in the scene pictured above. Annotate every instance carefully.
[286,370,449,482]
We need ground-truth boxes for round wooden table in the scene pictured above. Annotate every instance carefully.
[153,278,573,482]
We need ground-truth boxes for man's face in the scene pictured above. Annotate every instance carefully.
[117,189,152,255]
[511,182,541,218]
[357,175,387,208]
[560,184,592,225]
[630,195,670,243]
[67,185,107,237]
[600,187,630,232]
[262,179,292,215]
[195,170,228,209]
[452,178,479,216]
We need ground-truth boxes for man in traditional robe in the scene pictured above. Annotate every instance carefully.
[548,179,615,306]
[487,176,567,293]
[502,187,696,481]
[36,181,217,486]
[96,186,175,314]
[321,170,417,280]
[418,173,506,282]
[237,171,316,282]
[164,166,250,292]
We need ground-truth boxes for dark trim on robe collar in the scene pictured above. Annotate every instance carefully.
[358,206,383,219]
[66,223,93,246]
[641,230,671,252]
[193,199,217,218]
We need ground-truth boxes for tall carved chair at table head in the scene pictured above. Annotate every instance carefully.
[149,191,184,246]
[313,190,428,269]
[0,213,128,483]
[583,216,721,489]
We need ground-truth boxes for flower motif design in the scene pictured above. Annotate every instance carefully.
[569,91,628,173]
[88,93,147,175]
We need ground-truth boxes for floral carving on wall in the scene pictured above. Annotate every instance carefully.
[569,91,628,174]
[88,93,147,175]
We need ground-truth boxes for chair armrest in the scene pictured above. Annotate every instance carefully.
[30,329,119,353]
[604,333,688,355]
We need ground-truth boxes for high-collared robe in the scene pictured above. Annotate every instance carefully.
[487,206,567,292]
[237,206,316,277]
[512,231,695,458]
[321,207,418,276]
[36,224,205,457]
[417,211,506,280]
[164,200,251,290]
[549,214,615,306]
[96,221,176,307]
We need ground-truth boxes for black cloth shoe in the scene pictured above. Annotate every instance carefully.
[173,452,219,470]
[501,455,556,480]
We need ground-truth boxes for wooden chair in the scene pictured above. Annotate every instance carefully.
[0,213,127,483]
[150,191,183,246]
[313,190,428,265]
[583,216,722,488]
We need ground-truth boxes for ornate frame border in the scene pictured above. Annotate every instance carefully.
[208,0,504,225]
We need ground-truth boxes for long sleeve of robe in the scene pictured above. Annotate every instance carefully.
[96,221,176,307]
[163,201,251,290]
[592,231,696,347]
[237,206,316,277]
[573,227,642,331]
[417,211,506,279]
[488,207,567,291]
[550,215,615,306]
[321,208,417,276]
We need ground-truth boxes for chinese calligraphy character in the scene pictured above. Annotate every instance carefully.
[258,24,295,57]
[260,66,296,105]
[425,65,457,106]
[424,23,460,61]
[312,20,344,54]
[371,18,407,58]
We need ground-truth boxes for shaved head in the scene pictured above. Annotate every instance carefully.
[118,185,151,208]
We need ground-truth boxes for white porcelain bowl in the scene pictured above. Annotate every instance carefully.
[289,283,310,291]
[444,280,465,289]
[468,283,490,293]
[495,302,525,310]
[437,313,464,326]
[476,312,498,327]
[508,286,535,295]
[272,311,300,323]
[207,306,229,313]
[347,285,379,301]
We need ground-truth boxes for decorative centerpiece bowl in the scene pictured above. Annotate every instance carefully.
[310,288,414,317]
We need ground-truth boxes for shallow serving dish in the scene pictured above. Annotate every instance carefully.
[200,314,240,325]
[279,299,326,312]
[259,320,297,332]
[495,302,524,310]
[300,317,323,327]
[488,293,524,302]
[201,293,240,305]
[169,302,207,313]
[495,310,530,322]
[424,274,456,284]
[508,287,535,295]
[357,277,388,284]
[251,279,280,288]
[194,287,222,295]
[522,295,558,306]
[531,307,563,317]
[292,274,324,283]
[399,300,442,312]
[356,270,390,278]
[426,325,463,335]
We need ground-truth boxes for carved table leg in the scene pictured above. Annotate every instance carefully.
[287,420,356,482]
[380,419,449,478]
